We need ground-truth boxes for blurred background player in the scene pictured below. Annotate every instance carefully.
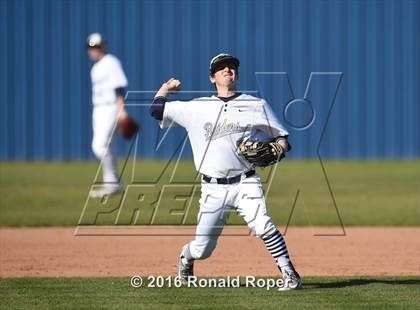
[86,33,128,197]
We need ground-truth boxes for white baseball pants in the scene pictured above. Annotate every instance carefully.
[188,174,277,260]
[92,105,120,187]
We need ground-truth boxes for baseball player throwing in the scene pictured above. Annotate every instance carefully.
[86,33,128,198]
[150,54,302,290]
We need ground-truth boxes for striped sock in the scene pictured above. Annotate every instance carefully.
[262,230,291,269]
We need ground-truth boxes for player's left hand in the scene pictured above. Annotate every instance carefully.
[238,139,285,167]
[118,113,139,139]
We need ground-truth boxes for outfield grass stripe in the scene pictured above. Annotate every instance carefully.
[0,161,418,227]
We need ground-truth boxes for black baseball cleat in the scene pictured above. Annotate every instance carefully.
[177,244,194,284]
[278,267,303,291]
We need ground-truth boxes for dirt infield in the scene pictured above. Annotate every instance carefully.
[0,227,419,277]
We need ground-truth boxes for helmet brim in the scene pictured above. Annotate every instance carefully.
[210,56,240,74]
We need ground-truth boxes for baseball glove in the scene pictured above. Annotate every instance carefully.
[238,139,285,167]
[118,114,139,139]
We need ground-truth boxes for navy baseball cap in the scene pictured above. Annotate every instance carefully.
[86,33,106,48]
[209,53,240,74]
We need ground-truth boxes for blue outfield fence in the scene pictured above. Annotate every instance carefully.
[0,0,418,160]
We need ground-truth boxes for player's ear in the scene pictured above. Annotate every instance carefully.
[100,44,107,54]
[209,75,215,84]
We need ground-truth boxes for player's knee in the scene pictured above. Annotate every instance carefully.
[92,141,107,159]
[254,215,276,237]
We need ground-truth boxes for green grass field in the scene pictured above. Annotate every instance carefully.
[0,277,419,309]
[0,160,418,226]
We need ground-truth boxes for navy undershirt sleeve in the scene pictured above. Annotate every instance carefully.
[115,87,126,97]
[149,96,167,120]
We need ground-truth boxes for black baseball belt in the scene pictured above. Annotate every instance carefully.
[202,170,256,185]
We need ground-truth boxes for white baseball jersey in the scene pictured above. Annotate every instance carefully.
[90,54,128,106]
[161,94,288,178]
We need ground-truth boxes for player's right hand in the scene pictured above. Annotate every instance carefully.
[164,78,181,92]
